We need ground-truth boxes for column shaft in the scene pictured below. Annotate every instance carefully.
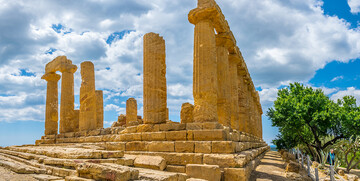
[237,72,248,132]
[143,33,167,124]
[193,20,218,122]
[42,73,60,135]
[229,56,239,130]
[96,90,103,129]
[126,98,137,126]
[60,70,77,133]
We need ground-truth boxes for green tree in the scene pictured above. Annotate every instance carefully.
[268,83,360,161]
[334,136,360,173]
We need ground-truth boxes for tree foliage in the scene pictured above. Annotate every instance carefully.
[268,83,360,161]
[334,136,360,173]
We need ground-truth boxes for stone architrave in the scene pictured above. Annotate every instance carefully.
[228,54,240,130]
[143,33,167,124]
[126,98,137,126]
[216,34,232,127]
[59,63,77,133]
[96,90,104,129]
[79,61,97,131]
[42,72,61,135]
[188,6,218,123]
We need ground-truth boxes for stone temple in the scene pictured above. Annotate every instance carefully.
[0,0,269,180]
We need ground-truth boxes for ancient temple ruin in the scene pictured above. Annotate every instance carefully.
[0,0,268,180]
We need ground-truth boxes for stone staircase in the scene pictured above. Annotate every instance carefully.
[0,122,269,181]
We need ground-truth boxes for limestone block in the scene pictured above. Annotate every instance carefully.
[114,114,126,127]
[159,123,186,131]
[126,98,138,127]
[95,90,103,129]
[143,33,167,124]
[64,132,75,138]
[100,128,112,135]
[79,61,96,131]
[148,142,174,152]
[133,155,166,170]
[181,103,194,124]
[186,179,207,181]
[203,154,245,168]
[120,133,142,141]
[202,122,223,130]
[194,141,211,153]
[186,123,203,130]
[235,142,246,152]
[88,129,101,136]
[126,141,148,151]
[175,141,195,153]
[223,168,248,181]
[212,141,235,153]
[76,163,138,181]
[187,130,194,140]
[186,164,221,181]
[193,130,226,141]
[105,142,126,151]
[141,132,166,141]
[120,126,137,134]
[137,124,160,132]
[157,153,203,165]
[166,131,187,141]
[42,72,61,135]
[166,165,186,173]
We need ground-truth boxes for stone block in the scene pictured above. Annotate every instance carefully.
[141,132,166,141]
[181,103,194,124]
[126,141,148,151]
[166,165,186,173]
[100,128,111,135]
[120,133,142,141]
[203,154,245,168]
[166,130,187,141]
[134,155,166,170]
[87,129,101,136]
[212,141,235,153]
[223,168,248,181]
[148,142,174,152]
[187,130,194,140]
[175,141,195,153]
[186,164,221,181]
[120,126,137,134]
[193,130,226,141]
[235,142,246,152]
[194,141,211,153]
[186,123,203,130]
[105,142,126,151]
[159,153,203,165]
[137,124,160,132]
[159,123,186,131]
[202,122,223,130]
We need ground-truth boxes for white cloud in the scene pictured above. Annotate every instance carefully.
[331,87,360,105]
[348,0,360,14]
[330,75,344,82]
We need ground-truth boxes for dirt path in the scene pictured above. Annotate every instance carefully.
[249,151,289,181]
[0,166,37,181]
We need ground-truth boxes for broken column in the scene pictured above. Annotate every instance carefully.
[59,63,78,133]
[180,102,194,124]
[228,54,240,130]
[188,5,218,123]
[79,61,97,131]
[216,34,232,127]
[126,98,137,127]
[143,33,167,124]
[96,90,103,129]
[42,72,61,135]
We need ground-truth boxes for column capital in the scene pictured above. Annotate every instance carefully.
[188,7,217,25]
[41,72,61,82]
[58,63,77,73]
[215,32,236,49]
[228,54,241,64]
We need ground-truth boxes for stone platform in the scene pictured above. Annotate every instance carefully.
[0,122,269,181]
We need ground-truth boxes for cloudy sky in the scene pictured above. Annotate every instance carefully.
[0,0,359,146]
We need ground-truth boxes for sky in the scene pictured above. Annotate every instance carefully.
[0,0,359,147]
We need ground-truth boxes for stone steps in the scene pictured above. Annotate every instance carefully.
[0,154,45,174]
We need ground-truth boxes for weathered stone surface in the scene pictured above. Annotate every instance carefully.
[193,130,226,141]
[211,141,235,153]
[285,161,300,173]
[159,123,186,131]
[186,164,221,181]
[181,103,194,124]
[126,98,138,127]
[228,54,240,130]
[143,33,167,124]
[79,61,96,131]
[148,142,175,152]
[175,141,195,153]
[166,165,186,173]
[224,168,248,181]
[76,162,138,181]
[166,131,187,141]
[141,132,166,141]
[137,124,160,132]
[133,155,166,171]
[42,72,61,135]
[95,90,103,129]
[126,142,148,151]
[194,141,211,153]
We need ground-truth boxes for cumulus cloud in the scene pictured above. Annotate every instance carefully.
[0,0,359,124]
[348,0,360,14]
[331,87,360,105]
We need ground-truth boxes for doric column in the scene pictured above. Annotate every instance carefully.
[237,69,248,133]
[96,90,103,129]
[189,7,218,123]
[126,98,137,126]
[228,54,241,130]
[59,64,77,133]
[143,33,167,124]
[216,34,231,127]
[248,88,256,136]
[79,61,97,131]
[42,72,61,135]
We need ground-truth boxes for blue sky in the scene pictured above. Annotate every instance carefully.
[0,0,359,146]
